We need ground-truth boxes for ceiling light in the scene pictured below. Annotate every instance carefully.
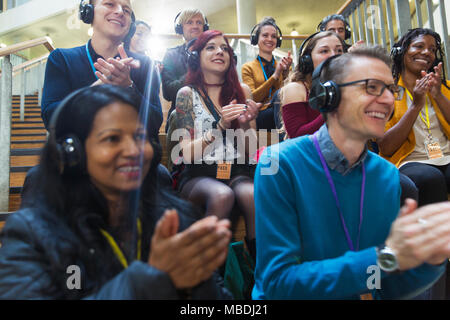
[290,29,299,36]
[88,27,94,37]
[0,43,6,48]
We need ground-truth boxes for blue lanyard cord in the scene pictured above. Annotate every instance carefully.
[85,42,99,80]
[257,56,275,99]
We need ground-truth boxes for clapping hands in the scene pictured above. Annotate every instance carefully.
[148,209,231,289]
[92,44,140,87]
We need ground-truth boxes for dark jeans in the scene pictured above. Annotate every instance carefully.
[400,162,450,206]
[400,162,450,300]
[399,173,419,206]
[256,107,276,130]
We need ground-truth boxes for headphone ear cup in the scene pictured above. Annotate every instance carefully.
[299,55,313,75]
[345,25,352,41]
[79,2,94,24]
[203,18,209,31]
[57,134,85,175]
[251,33,258,46]
[390,46,402,64]
[175,23,183,35]
[309,80,340,113]
[188,50,200,70]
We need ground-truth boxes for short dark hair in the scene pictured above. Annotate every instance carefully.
[319,45,392,121]
[319,14,347,31]
[255,17,280,40]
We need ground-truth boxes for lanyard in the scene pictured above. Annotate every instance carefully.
[406,88,431,134]
[312,133,365,252]
[100,218,142,269]
[85,42,99,80]
[257,56,275,99]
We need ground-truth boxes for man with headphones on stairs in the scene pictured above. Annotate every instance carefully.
[318,14,364,52]
[27,0,171,203]
[253,45,450,300]
[41,0,163,142]
[161,9,209,128]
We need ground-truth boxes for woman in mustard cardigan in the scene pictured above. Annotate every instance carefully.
[241,17,292,129]
[378,28,450,209]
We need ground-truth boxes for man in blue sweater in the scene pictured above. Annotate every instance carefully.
[253,46,450,299]
[41,0,162,140]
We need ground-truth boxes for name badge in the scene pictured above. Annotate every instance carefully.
[425,139,443,160]
[216,162,232,180]
[360,293,374,300]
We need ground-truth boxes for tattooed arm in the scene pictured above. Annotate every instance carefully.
[175,86,213,163]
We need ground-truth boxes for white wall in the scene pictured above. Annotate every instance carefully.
[0,0,78,35]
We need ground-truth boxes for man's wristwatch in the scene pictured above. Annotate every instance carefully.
[376,244,399,273]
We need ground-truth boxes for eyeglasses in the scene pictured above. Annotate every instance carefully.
[337,78,404,101]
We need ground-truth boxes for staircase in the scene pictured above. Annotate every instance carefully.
[8,94,45,212]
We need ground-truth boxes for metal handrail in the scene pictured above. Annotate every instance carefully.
[12,53,49,75]
[0,36,54,58]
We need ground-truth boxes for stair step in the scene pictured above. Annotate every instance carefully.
[12,136,47,141]
[11,143,44,149]
[11,149,41,156]
[12,116,42,119]
[9,187,21,194]
[11,126,45,130]
[10,171,26,188]
[10,155,40,166]
[0,212,10,222]
[10,166,34,173]
[11,133,46,137]
[11,130,47,135]
[8,194,21,213]
[11,120,44,124]
[11,140,46,144]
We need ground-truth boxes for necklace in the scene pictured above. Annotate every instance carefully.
[204,82,224,87]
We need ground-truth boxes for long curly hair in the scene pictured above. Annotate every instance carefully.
[391,28,449,89]
[185,29,246,105]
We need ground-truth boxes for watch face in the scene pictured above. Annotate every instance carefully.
[379,250,398,272]
[380,253,397,268]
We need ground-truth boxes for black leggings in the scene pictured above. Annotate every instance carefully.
[399,162,450,206]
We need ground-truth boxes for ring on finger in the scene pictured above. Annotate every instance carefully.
[417,218,428,225]
[106,74,113,81]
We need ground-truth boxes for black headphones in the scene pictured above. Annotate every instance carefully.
[317,14,352,41]
[298,32,320,75]
[174,11,209,35]
[48,88,87,175]
[187,38,238,71]
[79,0,136,42]
[250,22,283,48]
[309,55,342,113]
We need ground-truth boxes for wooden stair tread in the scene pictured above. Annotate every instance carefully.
[12,136,47,141]
[10,155,40,166]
